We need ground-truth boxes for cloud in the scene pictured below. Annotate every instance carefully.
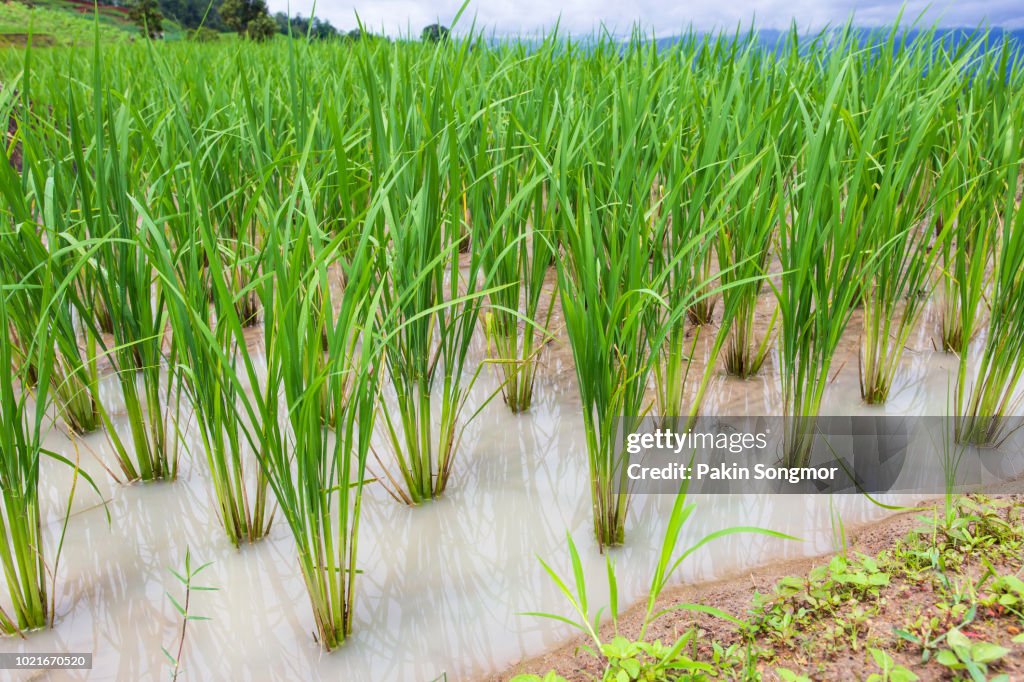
[264,0,1024,36]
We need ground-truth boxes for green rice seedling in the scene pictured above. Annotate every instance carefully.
[540,45,734,546]
[136,35,322,541]
[667,114,719,330]
[0,239,103,635]
[0,292,53,634]
[955,122,1024,445]
[147,137,382,646]
[158,115,257,326]
[278,236,378,649]
[0,80,105,434]
[0,225,105,435]
[936,99,1004,357]
[859,186,942,404]
[669,35,774,333]
[363,40,494,504]
[210,168,263,329]
[144,199,273,547]
[857,41,965,404]
[51,41,184,482]
[655,143,710,423]
[470,106,556,414]
[74,173,178,482]
[655,44,757,418]
[714,72,788,379]
[191,34,384,632]
[319,80,373,247]
[257,175,382,650]
[544,89,661,547]
[0,280,99,634]
[776,32,886,466]
[717,177,780,379]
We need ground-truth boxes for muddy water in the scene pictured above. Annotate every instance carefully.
[2,300,1023,681]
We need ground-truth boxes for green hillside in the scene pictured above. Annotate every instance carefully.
[0,0,184,46]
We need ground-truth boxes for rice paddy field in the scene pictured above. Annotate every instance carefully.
[2,24,1024,681]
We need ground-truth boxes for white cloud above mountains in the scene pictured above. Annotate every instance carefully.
[265,0,1024,37]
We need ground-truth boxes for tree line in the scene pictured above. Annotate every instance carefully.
[128,0,450,43]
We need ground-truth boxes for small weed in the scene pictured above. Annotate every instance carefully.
[866,648,918,682]
[751,553,889,646]
[981,573,1024,623]
[934,627,1010,682]
[893,613,951,664]
[601,633,714,681]
[163,548,217,681]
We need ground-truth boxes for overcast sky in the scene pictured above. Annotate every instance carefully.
[263,1,1024,37]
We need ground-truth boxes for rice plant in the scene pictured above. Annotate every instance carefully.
[364,41,493,504]
[0,291,53,634]
[84,202,179,482]
[0,232,103,634]
[937,41,1022,357]
[542,43,726,546]
[191,98,285,328]
[153,144,381,645]
[0,222,105,435]
[714,65,788,379]
[0,82,105,435]
[955,121,1024,445]
[656,43,750,416]
[144,198,273,547]
[776,31,882,466]
[936,105,1004,357]
[857,40,965,403]
[61,45,181,482]
[257,185,382,650]
[470,104,556,414]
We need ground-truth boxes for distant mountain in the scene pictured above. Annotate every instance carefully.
[481,27,1024,64]
[654,27,1024,58]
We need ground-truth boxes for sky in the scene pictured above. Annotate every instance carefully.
[263,1,1024,37]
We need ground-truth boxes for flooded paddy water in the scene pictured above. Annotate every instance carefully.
[1,292,1023,682]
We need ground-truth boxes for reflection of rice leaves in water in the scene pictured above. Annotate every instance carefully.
[2,19,1024,679]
